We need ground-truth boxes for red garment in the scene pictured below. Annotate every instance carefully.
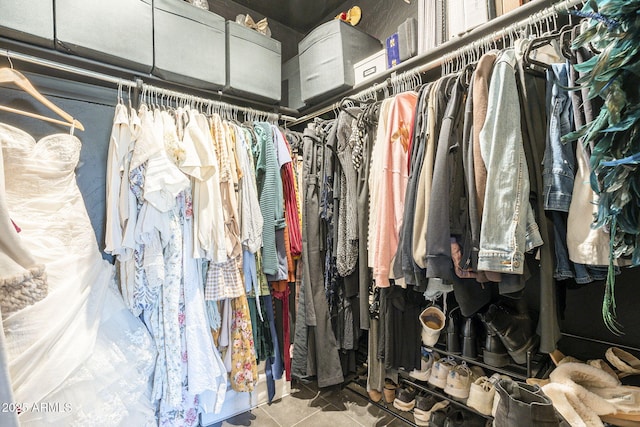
[280,132,302,258]
[272,284,291,381]
[271,225,295,381]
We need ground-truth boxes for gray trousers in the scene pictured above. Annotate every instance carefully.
[292,125,344,387]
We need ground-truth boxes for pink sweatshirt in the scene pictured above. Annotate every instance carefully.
[371,91,418,287]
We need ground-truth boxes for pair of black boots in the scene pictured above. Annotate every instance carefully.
[445,298,538,366]
[444,306,478,359]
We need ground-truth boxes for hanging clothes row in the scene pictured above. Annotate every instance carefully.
[292,9,638,400]
[103,92,303,425]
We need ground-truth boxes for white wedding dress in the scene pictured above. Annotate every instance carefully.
[0,123,157,426]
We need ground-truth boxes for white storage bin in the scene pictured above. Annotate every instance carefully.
[353,50,387,86]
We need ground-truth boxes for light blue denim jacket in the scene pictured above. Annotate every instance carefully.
[543,63,574,212]
[477,49,543,274]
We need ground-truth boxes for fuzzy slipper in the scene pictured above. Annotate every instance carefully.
[542,382,605,427]
[588,359,619,381]
[551,363,640,422]
[590,386,640,416]
[606,347,640,379]
[549,362,620,416]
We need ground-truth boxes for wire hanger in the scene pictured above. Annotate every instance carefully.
[0,60,85,131]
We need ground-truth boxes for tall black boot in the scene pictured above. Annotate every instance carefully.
[461,316,478,359]
[494,378,568,427]
[482,302,538,365]
[445,306,461,354]
[480,318,510,367]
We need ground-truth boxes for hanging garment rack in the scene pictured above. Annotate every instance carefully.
[288,0,585,127]
[0,48,298,123]
[138,83,282,123]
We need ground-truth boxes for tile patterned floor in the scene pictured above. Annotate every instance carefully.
[212,380,415,427]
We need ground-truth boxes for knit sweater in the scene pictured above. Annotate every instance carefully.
[253,122,283,276]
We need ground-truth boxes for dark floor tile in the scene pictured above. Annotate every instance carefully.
[291,407,364,427]
[387,417,415,426]
[221,406,281,427]
[260,390,331,426]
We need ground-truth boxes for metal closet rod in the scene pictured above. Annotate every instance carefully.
[139,84,283,122]
[0,48,298,123]
[289,0,585,127]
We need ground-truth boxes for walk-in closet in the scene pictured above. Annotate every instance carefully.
[1,0,639,426]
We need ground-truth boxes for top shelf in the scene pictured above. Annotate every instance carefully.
[290,0,582,126]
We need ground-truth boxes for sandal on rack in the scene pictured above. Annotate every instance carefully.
[550,349,618,380]
[600,415,640,426]
[587,359,619,381]
[606,347,640,379]
[550,349,582,366]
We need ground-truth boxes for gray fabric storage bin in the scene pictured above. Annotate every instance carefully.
[55,0,153,72]
[0,1,54,48]
[153,0,226,89]
[299,20,382,103]
[398,18,418,61]
[281,56,305,111]
[226,21,281,103]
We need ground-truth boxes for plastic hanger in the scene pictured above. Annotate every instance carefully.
[0,66,84,131]
[524,24,574,70]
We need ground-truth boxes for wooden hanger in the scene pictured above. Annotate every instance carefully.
[0,67,84,131]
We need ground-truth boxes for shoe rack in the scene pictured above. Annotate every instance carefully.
[424,342,553,380]
[396,343,553,424]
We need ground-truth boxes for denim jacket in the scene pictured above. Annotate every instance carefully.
[477,49,543,274]
[543,63,574,212]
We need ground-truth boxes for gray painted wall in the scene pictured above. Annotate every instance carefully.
[0,80,116,259]
[322,0,418,44]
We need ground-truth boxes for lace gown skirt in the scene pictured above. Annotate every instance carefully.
[0,124,156,426]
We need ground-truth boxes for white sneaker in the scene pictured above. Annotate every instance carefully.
[444,362,480,400]
[410,349,439,382]
[428,357,457,389]
[467,376,496,415]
